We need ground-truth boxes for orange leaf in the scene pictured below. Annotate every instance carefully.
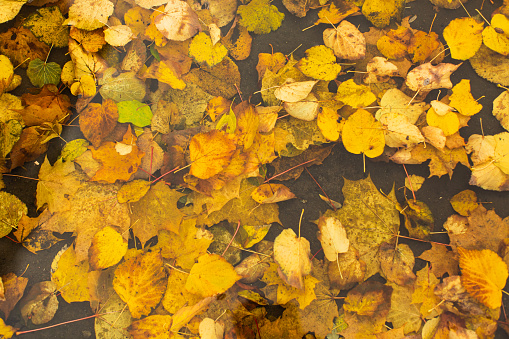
[189,130,237,180]
[89,126,144,183]
[79,99,118,148]
[113,251,167,318]
[458,247,508,309]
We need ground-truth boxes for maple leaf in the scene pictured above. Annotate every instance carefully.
[114,250,167,318]
[386,283,422,334]
[458,247,509,309]
[130,181,185,245]
[314,1,359,26]
[410,266,441,320]
[88,126,144,183]
[326,175,400,279]
[418,244,459,278]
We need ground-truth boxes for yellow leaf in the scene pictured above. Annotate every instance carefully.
[317,216,349,261]
[274,228,312,290]
[113,251,167,318]
[0,54,14,94]
[0,318,17,339]
[274,80,318,103]
[51,246,90,303]
[70,74,96,97]
[162,270,201,314]
[362,0,405,28]
[443,17,484,60]
[251,183,295,204]
[237,0,285,35]
[411,265,441,318]
[297,45,341,81]
[154,0,200,41]
[380,112,425,148]
[493,90,509,132]
[408,31,440,64]
[124,6,151,38]
[450,189,478,216]
[156,61,186,90]
[189,130,237,180]
[426,108,460,136]
[156,217,213,271]
[185,253,242,297]
[314,1,359,26]
[234,101,259,150]
[483,14,509,56]
[335,79,376,108]
[64,0,113,30]
[377,26,412,60]
[342,109,385,158]
[88,226,128,270]
[0,0,28,24]
[104,25,133,47]
[317,107,342,141]
[129,315,173,339]
[448,79,482,116]
[459,247,509,309]
[189,32,228,67]
[145,6,167,47]
[494,132,509,174]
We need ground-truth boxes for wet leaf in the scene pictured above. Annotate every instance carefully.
[443,17,484,60]
[26,59,61,88]
[273,228,312,290]
[113,250,166,318]
[19,281,58,325]
[317,216,349,262]
[237,0,284,35]
[51,246,91,303]
[89,226,128,270]
[64,0,114,30]
[189,32,228,67]
[459,247,509,309]
[185,253,241,297]
[0,273,28,319]
[323,21,366,60]
[154,0,200,41]
[342,109,385,158]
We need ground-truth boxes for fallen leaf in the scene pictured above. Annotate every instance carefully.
[189,32,228,67]
[297,45,341,81]
[328,246,366,290]
[237,0,285,35]
[98,68,146,102]
[199,318,224,339]
[450,189,478,216]
[323,20,366,60]
[0,0,27,24]
[69,27,105,53]
[0,191,27,238]
[406,62,461,91]
[79,99,118,147]
[274,79,318,103]
[458,247,508,309]
[470,44,509,86]
[405,174,425,192]
[130,181,185,245]
[251,183,296,204]
[189,130,237,180]
[64,0,114,30]
[19,281,58,325]
[335,79,376,108]
[364,56,400,83]
[89,226,128,270]
[482,14,509,56]
[411,265,441,319]
[273,228,312,290]
[104,25,133,47]
[185,253,241,297]
[379,242,416,286]
[386,283,422,334]
[129,315,173,339]
[0,273,28,319]
[51,246,90,303]
[443,17,484,60]
[448,79,482,116]
[400,199,434,240]
[117,100,153,127]
[154,0,201,41]
[342,109,385,158]
[493,90,509,132]
[317,216,349,262]
[314,1,359,26]
[23,6,69,48]
[362,0,405,28]
[113,250,166,318]
[418,244,459,278]
[379,112,424,148]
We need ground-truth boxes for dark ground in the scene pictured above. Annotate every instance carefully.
[1,0,509,338]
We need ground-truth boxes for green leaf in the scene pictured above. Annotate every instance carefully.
[27,59,61,88]
[216,106,236,134]
[60,139,89,162]
[117,100,153,127]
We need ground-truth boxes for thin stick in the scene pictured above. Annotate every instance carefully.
[2,174,39,181]
[263,158,316,183]
[305,167,336,211]
[298,209,304,239]
[16,313,116,335]
[165,263,189,275]
[222,221,241,257]
[459,0,471,18]
[429,14,437,34]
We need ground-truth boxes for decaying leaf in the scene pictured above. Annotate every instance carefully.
[317,216,349,262]
[323,20,366,60]
[406,62,461,91]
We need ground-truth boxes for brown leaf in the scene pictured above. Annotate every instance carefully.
[418,244,459,278]
[271,144,334,181]
[79,99,118,148]
[19,281,58,325]
[323,21,366,60]
[19,85,72,126]
[9,127,49,170]
[378,242,416,286]
[0,273,28,319]
[406,62,462,91]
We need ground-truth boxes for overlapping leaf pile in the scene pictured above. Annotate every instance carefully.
[2,0,509,338]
